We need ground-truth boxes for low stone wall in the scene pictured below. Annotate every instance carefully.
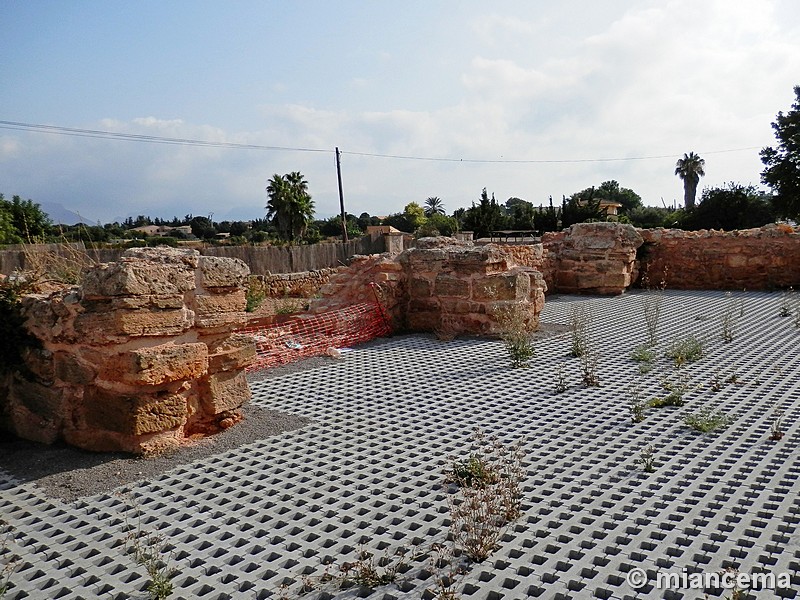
[639,224,800,289]
[0,248,256,454]
[311,238,547,335]
[250,267,345,298]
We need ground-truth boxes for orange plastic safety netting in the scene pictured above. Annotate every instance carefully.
[239,302,392,372]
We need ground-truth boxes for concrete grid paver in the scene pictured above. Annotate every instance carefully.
[1,290,799,599]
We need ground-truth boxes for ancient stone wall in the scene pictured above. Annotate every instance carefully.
[250,267,345,298]
[639,224,800,289]
[311,238,547,335]
[0,247,255,455]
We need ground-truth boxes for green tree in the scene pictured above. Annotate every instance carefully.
[532,197,560,234]
[505,197,535,229]
[562,189,606,228]
[627,206,674,229]
[761,85,800,219]
[679,183,775,231]
[417,213,459,237]
[424,196,445,217]
[463,188,506,239]
[675,152,705,210]
[596,180,643,214]
[190,216,217,240]
[266,171,315,243]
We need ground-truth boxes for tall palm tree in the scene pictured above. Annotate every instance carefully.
[675,152,705,210]
[424,196,445,217]
[266,172,315,243]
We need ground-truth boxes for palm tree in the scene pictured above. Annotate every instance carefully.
[424,196,445,217]
[675,152,705,210]
[266,172,315,243]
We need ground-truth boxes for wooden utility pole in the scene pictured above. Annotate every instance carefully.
[335,147,348,242]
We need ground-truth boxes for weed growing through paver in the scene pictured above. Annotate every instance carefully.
[628,383,648,423]
[553,365,567,394]
[0,521,20,599]
[426,543,464,600]
[569,304,590,357]
[779,287,794,317]
[684,407,735,433]
[769,408,785,441]
[638,444,656,473]
[120,495,176,600]
[719,292,743,343]
[665,334,705,367]
[650,371,691,408]
[630,343,656,374]
[447,429,525,562]
[640,265,667,346]
[492,301,536,368]
[581,350,600,387]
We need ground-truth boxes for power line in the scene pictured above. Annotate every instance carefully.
[0,119,763,164]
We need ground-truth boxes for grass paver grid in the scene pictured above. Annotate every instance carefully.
[1,290,799,599]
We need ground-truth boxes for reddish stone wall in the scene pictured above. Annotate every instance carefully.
[251,267,345,298]
[0,248,256,455]
[639,224,800,289]
[311,239,547,335]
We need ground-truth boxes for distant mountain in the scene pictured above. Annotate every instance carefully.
[39,202,95,226]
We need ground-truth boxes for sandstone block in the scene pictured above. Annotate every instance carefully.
[83,386,188,435]
[13,374,66,420]
[198,256,250,289]
[208,335,257,372]
[82,259,194,298]
[199,370,250,415]
[409,277,432,297]
[54,352,97,385]
[74,307,194,338]
[434,274,470,297]
[104,343,209,386]
[473,272,530,302]
[194,290,246,316]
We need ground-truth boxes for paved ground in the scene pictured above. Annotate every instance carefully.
[1,290,799,599]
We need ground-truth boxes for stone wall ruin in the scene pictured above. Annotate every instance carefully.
[0,247,256,455]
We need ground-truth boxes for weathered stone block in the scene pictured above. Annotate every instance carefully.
[409,277,432,298]
[83,386,187,435]
[208,335,257,372]
[54,352,97,385]
[82,258,195,298]
[74,307,193,338]
[198,256,250,289]
[13,374,66,420]
[473,272,530,302]
[199,370,250,415]
[104,343,209,386]
[434,274,470,297]
[194,290,246,316]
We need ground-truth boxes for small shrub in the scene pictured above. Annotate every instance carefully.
[553,365,567,394]
[446,429,525,562]
[426,543,464,600]
[650,372,690,408]
[492,302,536,368]
[628,383,648,423]
[684,407,735,433]
[640,265,667,346]
[245,286,266,313]
[120,495,176,600]
[569,304,590,357]
[719,292,743,343]
[665,334,705,367]
[580,351,600,387]
[630,344,656,363]
[638,444,656,473]
[769,409,785,441]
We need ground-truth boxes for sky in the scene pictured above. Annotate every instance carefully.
[2,0,799,225]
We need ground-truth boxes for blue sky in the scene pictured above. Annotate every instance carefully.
[2,0,799,224]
